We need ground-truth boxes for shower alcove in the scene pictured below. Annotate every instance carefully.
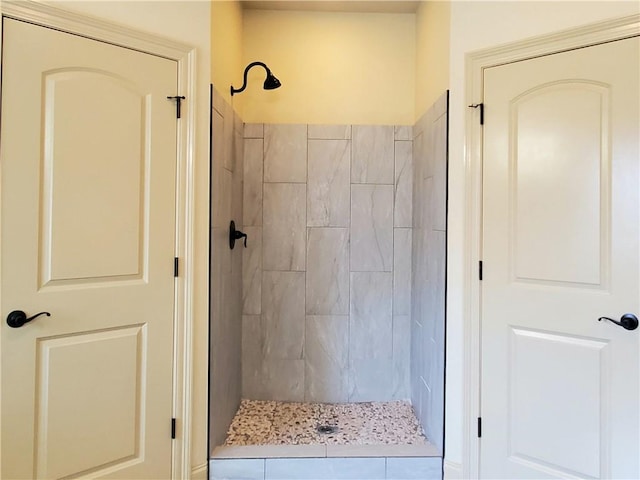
[208,85,448,480]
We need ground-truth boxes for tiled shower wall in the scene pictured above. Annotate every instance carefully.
[410,92,448,453]
[210,87,244,447]
[241,124,413,403]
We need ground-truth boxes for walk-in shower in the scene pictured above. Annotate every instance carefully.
[208,83,448,478]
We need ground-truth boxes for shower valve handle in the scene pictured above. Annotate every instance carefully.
[229,221,247,249]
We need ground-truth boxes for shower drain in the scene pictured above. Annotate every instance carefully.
[316,425,338,435]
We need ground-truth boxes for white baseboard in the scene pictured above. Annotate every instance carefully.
[444,460,463,479]
[191,463,208,480]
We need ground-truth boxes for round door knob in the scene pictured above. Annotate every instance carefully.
[598,313,638,331]
[6,310,51,328]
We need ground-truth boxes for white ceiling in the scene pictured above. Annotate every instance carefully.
[241,1,421,14]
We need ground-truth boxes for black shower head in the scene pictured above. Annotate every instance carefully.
[263,71,281,90]
[231,61,282,96]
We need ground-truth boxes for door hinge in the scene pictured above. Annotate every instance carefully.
[477,417,482,438]
[171,418,176,439]
[479,261,483,281]
[174,257,179,277]
[167,95,186,119]
[468,103,484,125]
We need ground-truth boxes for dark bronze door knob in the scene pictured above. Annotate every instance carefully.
[6,310,51,328]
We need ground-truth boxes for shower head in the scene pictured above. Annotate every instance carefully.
[231,61,282,96]
[263,71,281,90]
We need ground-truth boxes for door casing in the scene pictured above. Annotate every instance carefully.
[462,13,640,479]
[0,2,198,478]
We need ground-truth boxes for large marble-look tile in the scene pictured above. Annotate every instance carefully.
[308,124,351,140]
[306,228,349,315]
[242,227,262,315]
[263,183,306,271]
[212,86,226,117]
[351,125,394,184]
[394,140,413,228]
[210,226,239,447]
[432,113,448,232]
[243,357,305,402]
[211,165,232,228]
[423,230,446,452]
[410,369,423,429]
[241,315,263,398]
[392,315,411,400]
[262,271,305,359]
[232,128,244,223]
[264,124,307,183]
[214,444,326,458]
[386,457,442,480]
[427,370,445,453]
[348,357,393,402]
[243,314,305,402]
[243,138,263,227]
[350,185,393,271]
[305,316,349,403]
[393,228,412,315]
[426,230,446,347]
[223,100,235,172]
[307,140,350,227]
[244,123,264,139]
[349,272,392,360]
[212,118,232,228]
[213,107,225,167]
[410,318,425,406]
[210,458,265,480]
[394,125,413,141]
[265,458,385,480]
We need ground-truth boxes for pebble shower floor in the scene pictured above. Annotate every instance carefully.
[224,400,428,446]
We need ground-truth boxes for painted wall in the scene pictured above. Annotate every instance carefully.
[414,0,450,120]
[211,0,244,115]
[445,1,640,476]
[241,9,415,125]
[37,1,212,477]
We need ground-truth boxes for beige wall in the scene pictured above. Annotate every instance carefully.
[415,0,450,120]
[242,9,415,125]
[211,0,244,115]
[38,1,212,475]
[445,1,640,475]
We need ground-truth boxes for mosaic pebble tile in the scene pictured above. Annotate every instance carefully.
[224,400,427,446]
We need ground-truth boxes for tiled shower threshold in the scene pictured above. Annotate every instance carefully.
[210,444,442,480]
[212,441,441,459]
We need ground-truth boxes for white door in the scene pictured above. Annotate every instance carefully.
[481,36,639,478]
[1,19,178,479]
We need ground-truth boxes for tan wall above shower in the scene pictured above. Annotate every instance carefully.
[241,9,415,125]
[414,1,450,120]
[212,1,244,114]
[211,1,451,125]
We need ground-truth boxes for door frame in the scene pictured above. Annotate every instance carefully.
[0,1,198,478]
[462,13,640,478]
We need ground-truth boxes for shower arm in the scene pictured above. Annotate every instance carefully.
[231,61,271,96]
